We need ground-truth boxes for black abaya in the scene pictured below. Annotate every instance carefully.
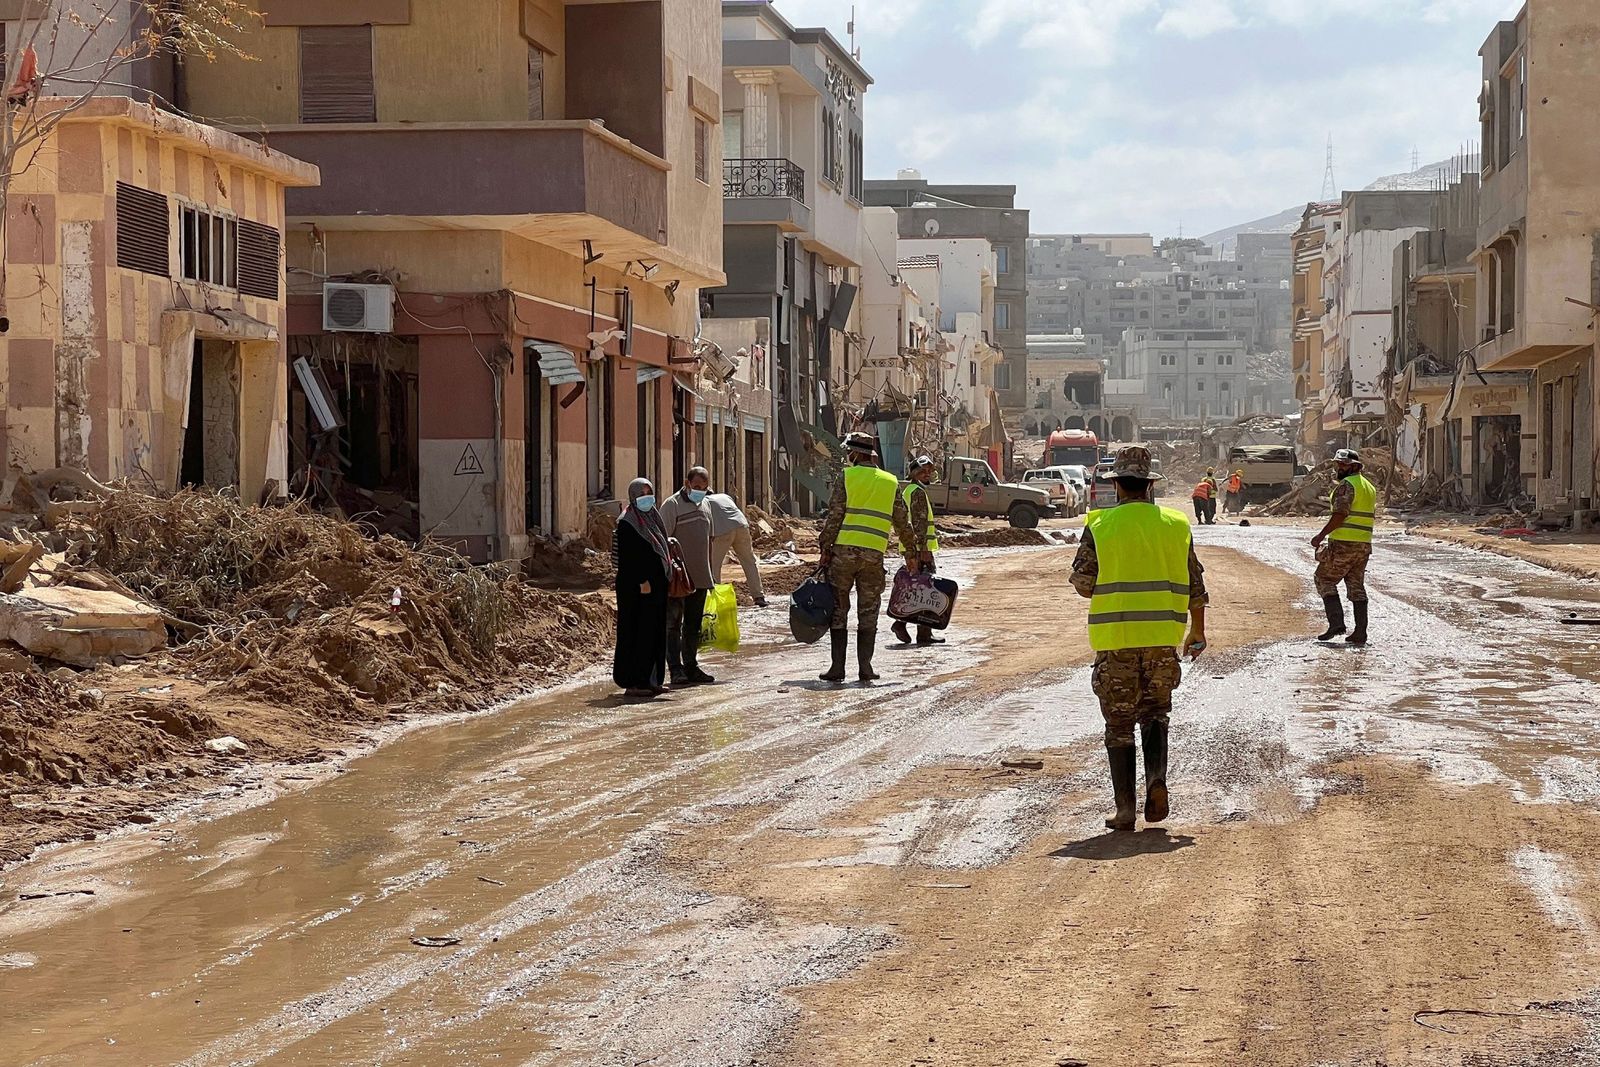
[613,520,669,691]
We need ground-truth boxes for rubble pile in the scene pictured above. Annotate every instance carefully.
[1255,450,1412,517]
[524,531,615,590]
[940,528,1053,549]
[747,504,815,551]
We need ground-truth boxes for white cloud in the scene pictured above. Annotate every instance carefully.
[970,0,1156,53]
[1156,0,1244,38]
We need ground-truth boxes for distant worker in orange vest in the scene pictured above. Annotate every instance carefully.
[1225,469,1245,515]
[1192,472,1217,526]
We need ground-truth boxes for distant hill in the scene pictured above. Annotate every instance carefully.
[1202,158,1463,250]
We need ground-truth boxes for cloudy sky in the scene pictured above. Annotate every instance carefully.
[773,0,1524,237]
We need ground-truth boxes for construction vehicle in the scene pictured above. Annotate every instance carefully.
[911,457,1058,529]
[1228,445,1297,504]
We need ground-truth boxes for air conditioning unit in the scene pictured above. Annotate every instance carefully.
[323,283,395,333]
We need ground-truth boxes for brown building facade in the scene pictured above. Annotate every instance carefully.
[186,0,726,559]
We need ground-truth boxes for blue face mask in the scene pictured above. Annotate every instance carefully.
[687,489,708,504]
[635,495,657,512]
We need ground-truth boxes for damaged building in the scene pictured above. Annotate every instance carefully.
[186,0,726,559]
[0,97,317,499]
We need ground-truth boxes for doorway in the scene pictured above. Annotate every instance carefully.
[1474,414,1521,503]
[526,349,556,535]
[180,339,241,490]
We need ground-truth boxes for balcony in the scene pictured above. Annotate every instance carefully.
[723,157,811,232]
[256,120,697,275]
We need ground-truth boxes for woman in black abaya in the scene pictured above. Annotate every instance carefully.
[612,477,671,698]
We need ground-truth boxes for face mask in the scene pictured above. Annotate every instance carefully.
[687,489,707,504]
[635,495,657,512]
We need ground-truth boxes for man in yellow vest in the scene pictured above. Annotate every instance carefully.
[818,431,920,683]
[1071,446,1209,831]
[1310,448,1376,646]
[891,454,942,647]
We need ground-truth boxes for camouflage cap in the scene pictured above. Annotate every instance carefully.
[1107,445,1164,482]
[843,431,878,455]
[1334,447,1363,466]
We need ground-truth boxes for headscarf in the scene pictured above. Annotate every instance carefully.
[617,477,670,572]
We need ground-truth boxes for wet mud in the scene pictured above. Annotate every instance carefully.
[5,528,1600,1065]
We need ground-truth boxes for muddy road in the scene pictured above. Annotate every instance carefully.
[7,525,1600,1066]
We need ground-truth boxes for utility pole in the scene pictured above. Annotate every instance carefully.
[1321,134,1337,201]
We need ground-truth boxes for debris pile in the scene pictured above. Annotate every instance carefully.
[1255,450,1412,517]
[941,528,1053,549]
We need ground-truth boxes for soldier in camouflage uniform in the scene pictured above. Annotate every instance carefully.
[818,431,920,683]
[1311,448,1376,646]
[1071,446,1209,831]
[891,455,941,646]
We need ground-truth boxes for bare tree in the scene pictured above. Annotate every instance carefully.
[0,1,254,330]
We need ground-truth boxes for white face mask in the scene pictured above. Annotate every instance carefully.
[687,488,708,504]
[634,495,657,512]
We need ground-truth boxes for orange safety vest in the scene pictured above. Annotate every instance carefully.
[1192,480,1213,500]
[1227,475,1242,493]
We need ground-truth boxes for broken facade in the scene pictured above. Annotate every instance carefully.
[1,98,317,499]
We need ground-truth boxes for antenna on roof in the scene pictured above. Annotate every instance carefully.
[848,5,860,61]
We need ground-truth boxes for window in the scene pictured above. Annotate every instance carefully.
[1196,355,1205,366]
[1517,53,1527,143]
[1220,381,1231,393]
[996,245,1010,275]
[528,46,546,120]
[694,118,709,184]
[822,108,835,184]
[1197,380,1206,391]
[969,361,977,387]
[115,182,170,277]
[299,26,376,123]
[993,363,1011,391]
[722,110,743,160]
[180,204,237,288]
[995,302,1010,330]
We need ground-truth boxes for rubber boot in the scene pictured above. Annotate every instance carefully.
[1316,595,1346,641]
[916,625,945,646]
[858,630,880,683]
[819,629,848,683]
[890,620,911,645]
[1141,721,1170,823]
[1104,745,1138,831]
[1346,601,1369,647]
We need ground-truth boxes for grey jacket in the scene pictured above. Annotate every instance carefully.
[660,489,715,591]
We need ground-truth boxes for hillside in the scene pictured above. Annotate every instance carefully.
[1203,158,1463,248]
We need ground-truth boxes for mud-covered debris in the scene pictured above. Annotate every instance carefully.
[0,586,165,666]
[203,736,248,755]
[1001,758,1045,771]
[411,936,461,948]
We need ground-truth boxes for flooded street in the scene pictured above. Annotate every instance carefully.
[8,525,1600,1066]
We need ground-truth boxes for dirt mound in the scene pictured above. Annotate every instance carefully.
[941,528,1052,549]
[524,533,614,590]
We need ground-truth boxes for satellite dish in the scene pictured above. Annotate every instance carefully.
[924,218,940,236]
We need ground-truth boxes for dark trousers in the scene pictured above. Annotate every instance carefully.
[1192,497,1215,524]
[666,588,708,672]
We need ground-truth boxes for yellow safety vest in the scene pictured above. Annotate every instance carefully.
[836,465,900,553]
[1328,474,1377,544]
[1085,502,1193,652]
[903,483,939,553]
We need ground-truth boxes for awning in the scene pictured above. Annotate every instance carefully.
[529,342,583,385]
[637,366,667,384]
[672,373,701,399]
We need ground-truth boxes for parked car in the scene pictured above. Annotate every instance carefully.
[1022,467,1083,517]
[911,457,1059,529]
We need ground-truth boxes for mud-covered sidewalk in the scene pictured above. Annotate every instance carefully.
[7,525,1600,1066]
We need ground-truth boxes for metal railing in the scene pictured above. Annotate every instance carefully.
[723,158,806,204]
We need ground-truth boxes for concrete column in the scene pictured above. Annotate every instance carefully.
[734,70,776,159]
[613,363,639,487]
[236,338,287,501]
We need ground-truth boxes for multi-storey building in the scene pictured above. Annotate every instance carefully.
[187,0,725,559]
[863,174,1029,416]
[709,0,871,514]
[1474,1,1600,517]
[0,23,317,501]
[1115,328,1250,427]
[1292,203,1339,451]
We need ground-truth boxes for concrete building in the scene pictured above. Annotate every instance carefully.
[693,317,773,509]
[1474,1,1600,518]
[187,0,726,559]
[863,175,1029,416]
[0,97,318,499]
[1116,329,1251,427]
[707,0,871,514]
[1317,190,1436,443]
[1021,333,1136,441]
[1292,202,1340,452]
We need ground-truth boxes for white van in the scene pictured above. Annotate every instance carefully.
[1021,466,1084,517]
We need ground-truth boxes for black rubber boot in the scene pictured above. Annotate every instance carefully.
[916,625,945,645]
[820,629,848,683]
[1316,595,1346,641]
[1141,721,1169,823]
[1104,745,1138,831]
[1346,601,1369,646]
[858,630,880,683]
[890,620,911,644]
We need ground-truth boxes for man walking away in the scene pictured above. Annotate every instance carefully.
[1310,448,1376,646]
[705,491,767,607]
[1071,446,1209,832]
[892,454,943,646]
[818,432,920,684]
[1191,475,1216,526]
[660,466,716,685]
[1225,469,1245,515]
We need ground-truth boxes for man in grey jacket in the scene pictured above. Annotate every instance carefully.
[706,491,766,607]
[660,466,716,685]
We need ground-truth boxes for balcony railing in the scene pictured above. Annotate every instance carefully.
[724,158,806,204]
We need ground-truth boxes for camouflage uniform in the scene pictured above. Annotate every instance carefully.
[1314,479,1371,602]
[820,466,919,631]
[1071,522,1209,745]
